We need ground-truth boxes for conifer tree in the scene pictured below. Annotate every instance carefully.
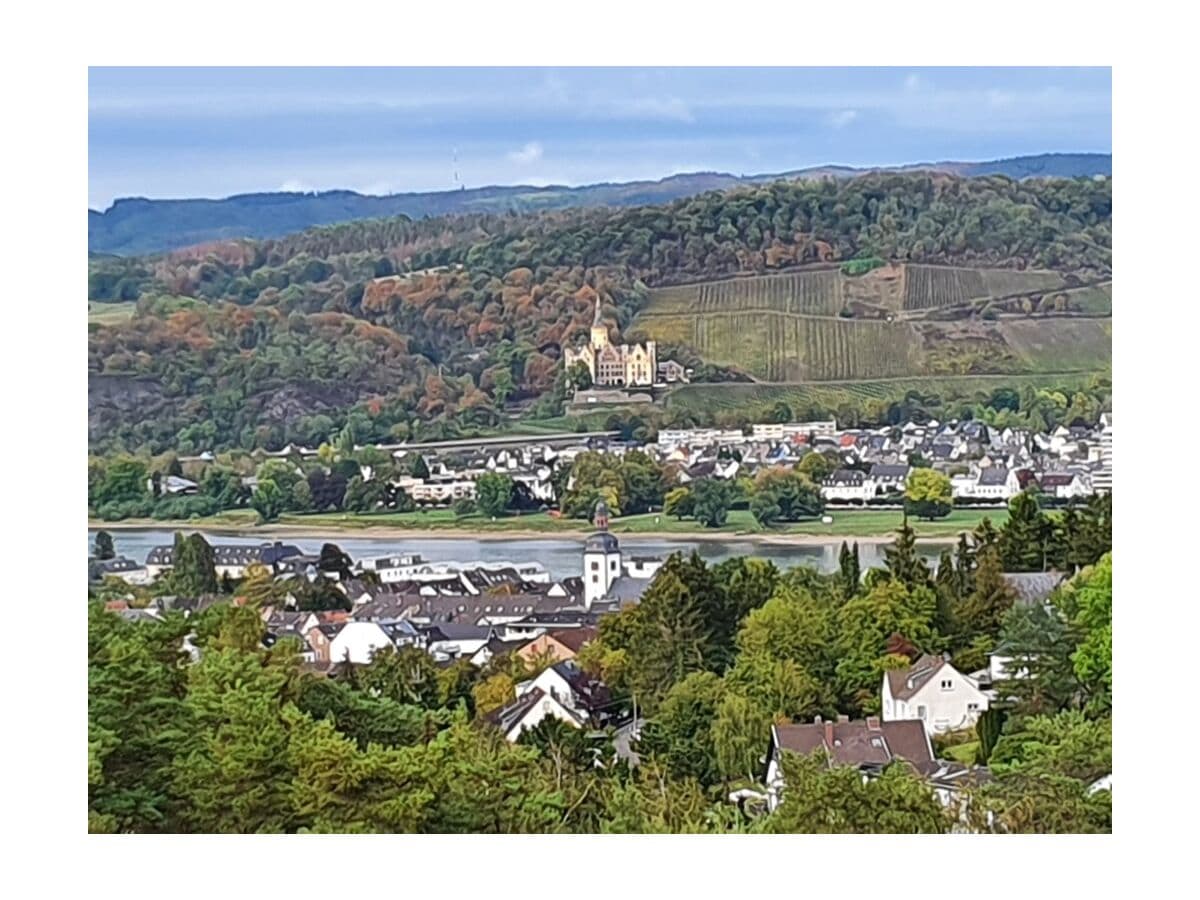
[883,517,931,592]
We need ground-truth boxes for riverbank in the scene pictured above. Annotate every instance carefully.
[88,507,1009,545]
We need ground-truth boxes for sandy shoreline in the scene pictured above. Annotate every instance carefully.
[86,519,941,546]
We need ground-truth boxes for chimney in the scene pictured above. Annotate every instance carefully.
[866,716,881,730]
[836,714,849,724]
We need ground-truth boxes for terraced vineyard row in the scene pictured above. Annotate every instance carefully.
[903,265,988,310]
[643,270,844,317]
[690,313,920,381]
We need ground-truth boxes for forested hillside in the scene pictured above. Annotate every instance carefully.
[88,173,1113,455]
[89,153,1111,255]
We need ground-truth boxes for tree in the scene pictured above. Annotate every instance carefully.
[475,473,515,518]
[954,546,1017,656]
[663,486,693,520]
[343,475,385,513]
[1000,491,1052,571]
[566,361,593,392]
[796,451,835,483]
[317,543,354,580]
[761,752,950,833]
[882,518,932,592]
[712,692,773,783]
[837,541,861,601]
[93,530,116,560]
[690,478,734,528]
[904,469,952,520]
[169,532,218,596]
[408,453,430,480]
[749,491,782,527]
[238,562,281,607]
[637,671,726,786]
[251,478,285,523]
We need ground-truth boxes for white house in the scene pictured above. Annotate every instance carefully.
[487,687,586,742]
[1038,471,1091,500]
[960,466,1021,501]
[881,654,990,736]
[327,621,415,665]
[822,469,872,502]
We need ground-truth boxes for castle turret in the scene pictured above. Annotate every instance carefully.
[589,294,610,349]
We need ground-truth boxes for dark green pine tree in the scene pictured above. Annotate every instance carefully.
[999,492,1051,572]
[838,541,861,601]
[933,548,958,638]
[170,532,218,596]
[972,516,1000,551]
[93,529,116,561]
[953,533,976,598]
[883,516,931,592]
[975,707,1006,764]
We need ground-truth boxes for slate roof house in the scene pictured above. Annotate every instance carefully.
[764,716,981,810]
[881,653,989,735]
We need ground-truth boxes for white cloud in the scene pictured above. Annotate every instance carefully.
[279,179,313,193]
[828,109,859,129]
[507,141,544,165]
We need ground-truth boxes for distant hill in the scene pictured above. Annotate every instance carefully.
[88,153,1111,256]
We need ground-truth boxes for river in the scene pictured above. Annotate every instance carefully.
[87,528,948,579]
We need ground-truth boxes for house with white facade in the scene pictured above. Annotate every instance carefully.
[821,469,872,502]
[881,654,990,735]
[487,687,586,742]
[327,620,420,665]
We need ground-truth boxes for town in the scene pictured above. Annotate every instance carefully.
[88,411,1114,530]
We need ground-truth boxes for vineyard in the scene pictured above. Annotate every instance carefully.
[996,318,1113,372]
[643,270,844,317]
[665,373,1107,417]
[681,313,920,381]
[902,265,988,310]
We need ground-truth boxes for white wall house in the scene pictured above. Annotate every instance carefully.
[822,470,872,502]
[327,621,399,665]
[490,688,585,742]
[882,654,990,735]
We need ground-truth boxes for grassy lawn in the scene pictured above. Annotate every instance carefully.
[115,505,1008,540]
[942,740,981,765]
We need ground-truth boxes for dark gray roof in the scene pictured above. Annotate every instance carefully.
[585,532,620,553]
[1002,572,1065,607]
[145,541,302,567]
[824,469,864,486]
[869,464,910,479]
[978,466,1011,486]
[606,575,652,603]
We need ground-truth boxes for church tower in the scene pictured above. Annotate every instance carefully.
[582,498,620,608]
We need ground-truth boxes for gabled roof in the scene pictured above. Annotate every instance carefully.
[547,626,599,653]
[978,466,1011,486]
[824,469,865,486]
[885,654,951,701]
[1002,571,1065,607]
[773,717,934,771]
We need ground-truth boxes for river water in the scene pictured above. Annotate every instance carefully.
[87,528,948,579]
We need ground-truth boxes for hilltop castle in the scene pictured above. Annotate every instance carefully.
[563,295,657,388]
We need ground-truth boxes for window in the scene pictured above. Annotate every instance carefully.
[940,679,953,690]
[968,702,979,711]
[591,575,598,583]
[591,561,599,570]
[917,705,927,719]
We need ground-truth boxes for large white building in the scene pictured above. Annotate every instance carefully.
[881,654,990,736]
[563,296,656,388]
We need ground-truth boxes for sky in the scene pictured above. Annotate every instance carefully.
[88,67,1111,211]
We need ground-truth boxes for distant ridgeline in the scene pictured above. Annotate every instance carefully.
[88,169,1112,456]
[89,153,1111,256]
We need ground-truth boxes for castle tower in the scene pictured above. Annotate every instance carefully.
[589,294,610,349]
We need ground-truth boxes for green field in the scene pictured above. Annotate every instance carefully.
[88,301,137,325]
[665,373,1106,416]
[1060,283,1112,315]
[996,318,1112,372]
[644,270,845,317]
[903,265,988,310]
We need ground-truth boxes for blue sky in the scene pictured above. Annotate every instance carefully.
[88,67,1111,210]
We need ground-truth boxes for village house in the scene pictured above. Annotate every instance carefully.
[516,660,613,725]
[486,687,586,742]
[516,626,599,666]
[144,541,303,580]
[822,469,872,502]
[881,653,990,735]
